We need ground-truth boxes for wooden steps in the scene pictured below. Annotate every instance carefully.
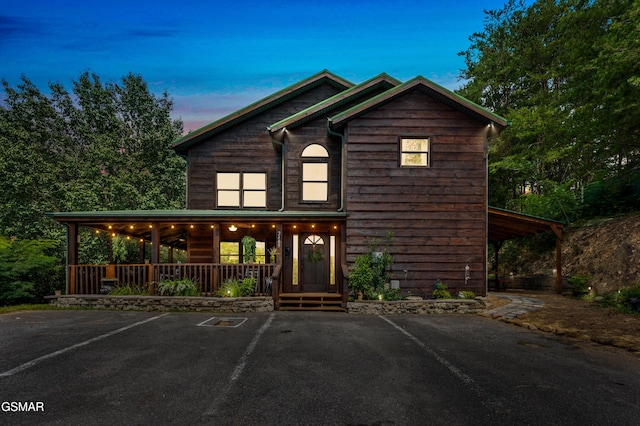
[278,292,345,311]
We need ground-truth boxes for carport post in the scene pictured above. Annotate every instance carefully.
[552,225,563,294]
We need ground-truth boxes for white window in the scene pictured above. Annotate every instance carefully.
[400,138,430,167]
[301,144,329,202]
[217,172,266,208]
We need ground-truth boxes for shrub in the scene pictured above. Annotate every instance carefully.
[601,283,640,313]
[432,281,452,299]
[109,283,149,296]
[568,275,591,297]
[216,277,255,297]
[0,237,59,306]
[348,231,394,300]
[157,278,199,296]
[458,291,476,299]
[380,288,405,301]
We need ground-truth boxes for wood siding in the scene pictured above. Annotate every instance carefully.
[186,83,344,210]
[344,89,488,297]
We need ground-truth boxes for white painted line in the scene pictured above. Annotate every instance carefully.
[0,313,169,378]
[379,315,510,414]
[203,312,275,417]
[197,317,248,328]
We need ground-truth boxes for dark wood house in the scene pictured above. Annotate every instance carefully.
[51,70,511,307]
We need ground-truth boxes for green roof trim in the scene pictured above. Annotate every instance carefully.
[171,70,353,153]
[329,76,510,129]
[48,209,349,223]
[267,73,401,134]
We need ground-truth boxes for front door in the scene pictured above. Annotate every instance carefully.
[300,233,329,293]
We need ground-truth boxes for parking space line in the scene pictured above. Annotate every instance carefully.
[0,313,169,378]
[379,315,510,414]
[203,312,275,417]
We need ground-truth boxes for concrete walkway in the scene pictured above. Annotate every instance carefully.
[484,293,545,320]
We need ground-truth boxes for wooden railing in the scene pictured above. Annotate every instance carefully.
[68,263,278,296]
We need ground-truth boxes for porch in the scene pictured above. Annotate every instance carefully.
[69,263,280,297]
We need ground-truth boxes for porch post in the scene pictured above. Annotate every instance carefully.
[213,223,220,263]
[552,225,563,294]
[67,223,79,294]
[151,223,160,264]
[138,238,145,263]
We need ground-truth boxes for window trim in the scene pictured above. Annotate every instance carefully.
[300,144,329,203]
[399,136,431,168]
[216,171,267,208]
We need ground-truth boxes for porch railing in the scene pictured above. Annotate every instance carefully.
[68,263,278,296]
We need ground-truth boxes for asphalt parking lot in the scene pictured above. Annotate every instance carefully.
[1,310,639,425]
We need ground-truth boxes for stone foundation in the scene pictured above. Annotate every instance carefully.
[347,298,486,315]
[51,295,273,313]
[51,295,486,314]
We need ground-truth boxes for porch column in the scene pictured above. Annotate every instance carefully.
[151,223,160,264]
[67,223,79,294]
[213,223,220,263]
[276,223,283,265]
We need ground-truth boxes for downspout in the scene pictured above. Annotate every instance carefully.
[327,119,345,212]
[268,130,286,212]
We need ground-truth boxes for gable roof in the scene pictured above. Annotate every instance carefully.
[172,70,353,153]
[328,76,510,130]
[267,73,401,138]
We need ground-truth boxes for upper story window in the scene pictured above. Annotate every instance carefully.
[217,172,266,208]
[400,138,430,167]
[301,144,329,202]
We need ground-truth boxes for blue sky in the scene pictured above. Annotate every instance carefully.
[1,0,525,132]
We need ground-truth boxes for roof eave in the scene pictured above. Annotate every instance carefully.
[329,76,509,131]
[172,70,353,153]
[267,73,401,137]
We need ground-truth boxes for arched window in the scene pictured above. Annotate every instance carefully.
[301,144,329,202]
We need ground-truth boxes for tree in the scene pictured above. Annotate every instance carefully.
[0,72,187,298]
[458,0,639,220]
[0,72,186,239]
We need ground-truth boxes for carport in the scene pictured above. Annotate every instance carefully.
[488,207,565,293]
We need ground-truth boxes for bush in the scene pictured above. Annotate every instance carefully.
[380,288,405,301]
[157,278,199,296]
[216,277,255,297]
[568,275,591,297]
[0,237,59,306]
[432,281,452,299]
[601,283,640,313]
[458,291,476,299]
[109,283,149,296]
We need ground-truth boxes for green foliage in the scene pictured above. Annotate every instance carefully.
[458,291,476,300]
[0,72,185,264]
[459,0,640,220]
[568,275,591,297]
[600,284,640,314]
[216,277,255,297]
[0,236,60,306]
[109,283,149,296]
[241,235,256,263]
[432,281,452,299]
[349,232,394,300]
[380,288,405,301]
[157,278,199,296]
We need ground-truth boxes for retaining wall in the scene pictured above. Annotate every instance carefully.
[347,298,486,315]
[51,295,273,312]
